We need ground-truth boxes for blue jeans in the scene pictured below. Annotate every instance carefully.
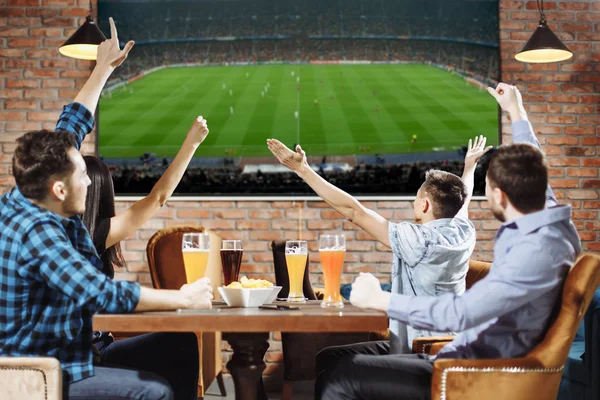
[65,332,199,400]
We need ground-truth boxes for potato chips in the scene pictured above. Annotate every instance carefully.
[226,276,274,289]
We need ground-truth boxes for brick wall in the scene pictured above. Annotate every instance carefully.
[1,0,598,383]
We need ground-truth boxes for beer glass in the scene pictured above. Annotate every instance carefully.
[181,233,210,283]
[320,234,345,308]
[221,240,243,286]
[285,240,308,303]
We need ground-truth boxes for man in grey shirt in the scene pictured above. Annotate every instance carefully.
[268,128,491,355]
[318,83,581,400]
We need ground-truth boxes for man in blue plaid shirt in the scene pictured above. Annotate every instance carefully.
[0,18,213,400]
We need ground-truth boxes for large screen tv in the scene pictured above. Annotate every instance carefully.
[97,0,500,196]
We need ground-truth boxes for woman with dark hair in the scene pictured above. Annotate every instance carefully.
[83,116,209,278]
[83,116,209,400]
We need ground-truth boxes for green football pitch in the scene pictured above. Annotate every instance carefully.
[98,64,498,159]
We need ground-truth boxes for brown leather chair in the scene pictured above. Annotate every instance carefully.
[465,259,491,289]
[146,226,226,398]
[0,357,62,400]
[413,253,600,400]
[271,240,374,400]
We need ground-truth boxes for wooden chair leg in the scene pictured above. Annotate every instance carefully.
[216,371,227,396]
[282,381,293,400]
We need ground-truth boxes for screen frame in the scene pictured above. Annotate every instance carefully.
[96,0,502,200]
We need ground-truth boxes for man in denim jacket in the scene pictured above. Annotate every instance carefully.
[268,126,492,356]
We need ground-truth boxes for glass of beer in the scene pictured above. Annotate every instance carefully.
[181,233,210,283]
[320,234,345,308]
[285,240,308,303]
[221,240,243,286]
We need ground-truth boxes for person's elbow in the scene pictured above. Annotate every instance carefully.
[147,189,168,208]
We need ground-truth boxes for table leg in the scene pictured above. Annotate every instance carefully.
[223,332,269,400]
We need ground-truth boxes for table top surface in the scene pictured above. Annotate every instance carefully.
[93,300,388,333]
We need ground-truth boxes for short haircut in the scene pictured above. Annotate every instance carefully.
[12,130,77,201]
[487,143,548,213]
[421,170,468,219]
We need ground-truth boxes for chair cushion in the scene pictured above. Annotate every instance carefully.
[562,341,587,385]
[0,357,62,400]
[340,283,391,300]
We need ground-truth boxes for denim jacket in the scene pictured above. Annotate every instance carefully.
[388,217,476,353]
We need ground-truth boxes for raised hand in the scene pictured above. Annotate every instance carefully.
[96,17,135,69]
[487,83,527,121]
[180,277,213,309]
[464,135,493,171]
[266,139,309,174]
[186,116,209,146]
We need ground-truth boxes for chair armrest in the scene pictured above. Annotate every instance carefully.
[0,357,62,400]
[368,329,390,341]
[431,358,563,400]
[412,336,456,354]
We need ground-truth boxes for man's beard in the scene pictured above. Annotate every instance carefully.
[490,201,506,223]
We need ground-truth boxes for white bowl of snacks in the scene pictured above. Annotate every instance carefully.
[218,276,282,308]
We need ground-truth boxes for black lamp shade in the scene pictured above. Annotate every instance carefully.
[59,16,107,60]
[515,22,573,63]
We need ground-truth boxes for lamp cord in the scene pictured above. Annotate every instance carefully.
[537,0,546,23]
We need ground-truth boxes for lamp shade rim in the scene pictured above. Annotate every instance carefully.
[58,44,100,60]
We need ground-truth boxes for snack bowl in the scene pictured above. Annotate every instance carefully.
[264,286,283,304]
[218,286,282,308]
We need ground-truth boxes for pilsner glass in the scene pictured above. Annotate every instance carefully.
[285,240,308,303]
[221,240,243,286]
[181,233,210,283]
[320,234,345,308]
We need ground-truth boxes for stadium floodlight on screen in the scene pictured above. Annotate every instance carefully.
[97,0,500,197]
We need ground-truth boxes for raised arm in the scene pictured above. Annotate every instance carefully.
[456,135,493,219]
[55,17,134,149]
[487,83,558,207]
[267,139,390,247]
[105,117,209,249]
[74,17,134,113]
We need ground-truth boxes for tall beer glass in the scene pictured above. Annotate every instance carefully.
[285,240,308,303]
[320,234,345,308]
[221,240,243,286]
[182,233,210,283]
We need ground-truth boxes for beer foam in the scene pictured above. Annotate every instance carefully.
[285,246,307,255]
[182,248,209,252]
[320,246,346,251]
[182,240,195,249]
[182,240,209,250]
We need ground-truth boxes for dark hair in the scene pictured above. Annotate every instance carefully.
[487,143,547,213]
[12,130,77,201]
[421,170,468,219]
[82,155,125,278]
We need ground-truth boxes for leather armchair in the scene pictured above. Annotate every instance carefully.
[146,226,226,398]
[416,254,600,400]
[0,357,62,400]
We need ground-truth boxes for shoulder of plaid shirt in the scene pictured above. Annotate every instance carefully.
[0,102,140,385]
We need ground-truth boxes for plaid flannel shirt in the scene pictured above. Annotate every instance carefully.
[0,103,141,384]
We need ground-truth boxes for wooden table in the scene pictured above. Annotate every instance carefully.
[94,301,388,400]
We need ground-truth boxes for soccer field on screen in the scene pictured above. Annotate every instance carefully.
[98,64,499,159]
